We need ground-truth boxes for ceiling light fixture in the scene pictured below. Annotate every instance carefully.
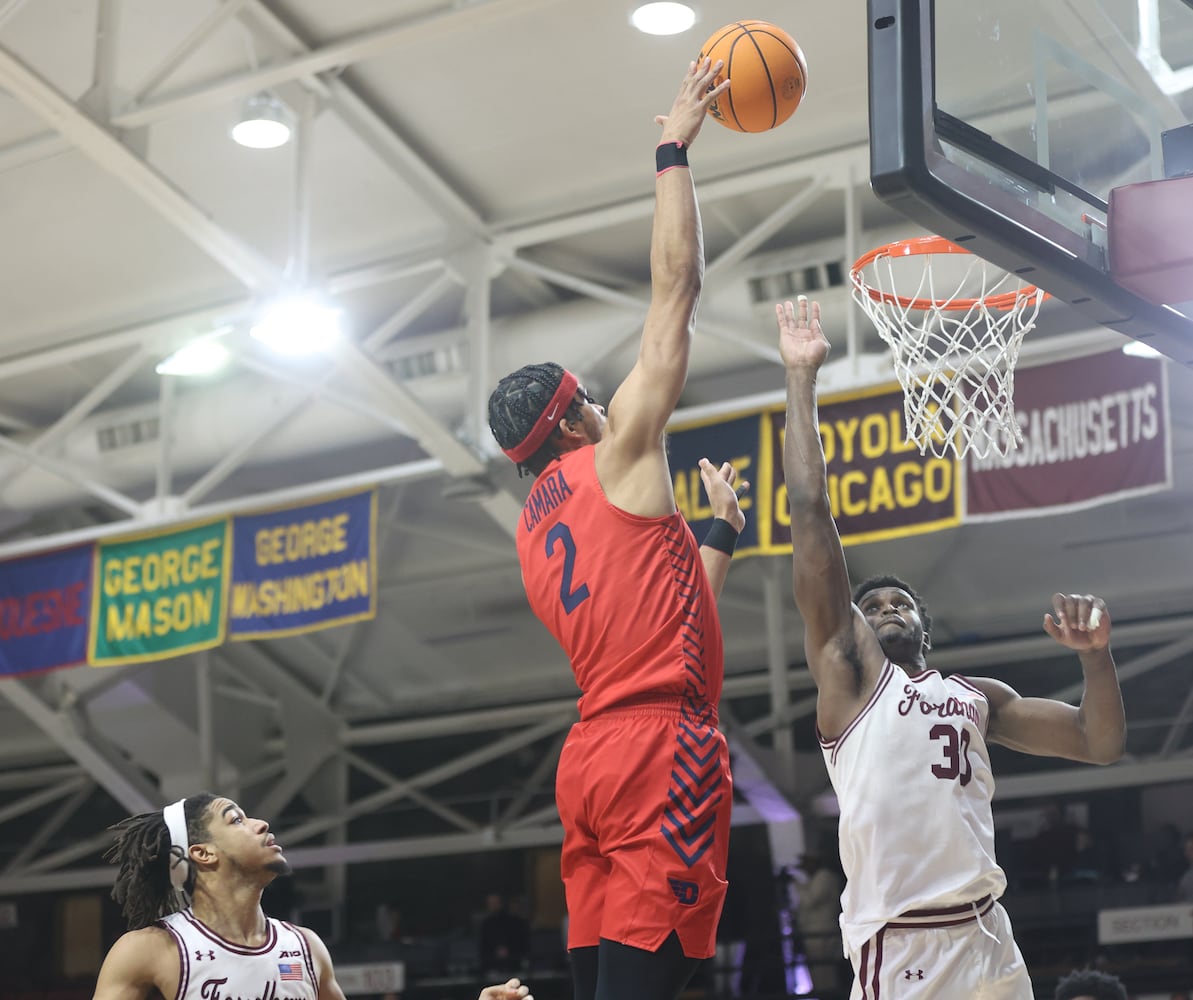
[231,93,292,149]
[156,327,234,377]
[250,295,342,356]
[630,2,696,35]
[1122,340,1164,359]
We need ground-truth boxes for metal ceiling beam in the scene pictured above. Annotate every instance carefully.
[0,457,444,562]
[0,46,282,291]
[112,0,549,131]
[131,0,255,103]
[279,715,570,844]
[2,778,94,872]
[239,0,490,237]
[0,433,142,516]
[0,680,158,813]
[346,752,480,833]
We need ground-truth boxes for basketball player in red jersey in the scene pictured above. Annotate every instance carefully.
[92,793,535,1000]
[778,295,1126,998]
[487,59,740,1000]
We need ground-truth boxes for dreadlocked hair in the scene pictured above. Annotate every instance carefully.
[106,792,217,930]
[488,362,580,477]
[852,573,933,645]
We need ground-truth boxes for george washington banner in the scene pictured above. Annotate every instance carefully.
[227,490,377,640]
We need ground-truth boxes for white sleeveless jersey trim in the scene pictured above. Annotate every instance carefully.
[159,908,318,1000]
[822,661,1007,954]
[818,660,897,764]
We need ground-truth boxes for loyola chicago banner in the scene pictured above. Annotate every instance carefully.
[228,490,377,639]
[89,519,229,666]
[0,545,92,676]
[667,384,961,555]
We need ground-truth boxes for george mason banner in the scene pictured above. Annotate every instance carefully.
[89,519,229,666]
[228,490,377,639]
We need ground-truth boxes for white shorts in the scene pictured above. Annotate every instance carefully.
[848,898,1031,1000]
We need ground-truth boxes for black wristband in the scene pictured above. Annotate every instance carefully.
[656,140,689,175]
[703,517,739,556]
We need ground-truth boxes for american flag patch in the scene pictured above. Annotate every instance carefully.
[278,963,303,981]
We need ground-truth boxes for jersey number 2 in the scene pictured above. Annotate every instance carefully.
[929,723,973,786]
[545,523,590,614]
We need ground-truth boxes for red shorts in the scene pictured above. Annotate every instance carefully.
[556,700,731,959]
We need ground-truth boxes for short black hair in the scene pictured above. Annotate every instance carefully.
[1054,969,1128,1000]
[488,362,582,477]
[1064,968,1126,1000]
[852,573,933,644]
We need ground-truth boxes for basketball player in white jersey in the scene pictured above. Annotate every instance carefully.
[92,793,534,1000]
[777,296,1126,999]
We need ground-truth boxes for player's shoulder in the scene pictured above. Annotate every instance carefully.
[100,925,178,977]
[950,673,1018,703]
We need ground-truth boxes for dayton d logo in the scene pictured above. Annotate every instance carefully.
[668,878,699,906]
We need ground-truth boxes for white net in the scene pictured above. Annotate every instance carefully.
[850,240,1046,460]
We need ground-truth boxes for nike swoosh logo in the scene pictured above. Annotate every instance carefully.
[546,406,560,420]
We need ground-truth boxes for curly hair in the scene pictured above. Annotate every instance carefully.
[851,572,933,645]
[1054,969,1127,1000]
[106,792,217,930]
[488,362,583,477]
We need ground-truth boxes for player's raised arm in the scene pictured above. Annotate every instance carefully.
[778,298,883,725]
[974,594,1125,765]
[601,59,728,477]
[697,457,747,600]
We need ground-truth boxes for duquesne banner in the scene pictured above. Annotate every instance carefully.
[228,490,377,640]
[0,544,92,676]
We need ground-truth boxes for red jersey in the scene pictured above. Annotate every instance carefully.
[516,447,725,719]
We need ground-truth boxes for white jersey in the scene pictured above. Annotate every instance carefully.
[159,908,319,1000]
[821,660,1007,954]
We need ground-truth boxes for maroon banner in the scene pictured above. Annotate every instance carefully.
[965,351,1170,519]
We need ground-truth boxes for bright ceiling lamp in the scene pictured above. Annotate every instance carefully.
[231,93,292,149]
[631,2,695,35]
[1122,339,1164,359]
[250,295,342,356]
[156,329,233,376]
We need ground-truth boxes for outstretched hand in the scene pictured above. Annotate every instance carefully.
[1043,593,1110,652]
[478,978,533,1000]
[699,457,748,533]
[776,296,829,371]
[655,57,730,147]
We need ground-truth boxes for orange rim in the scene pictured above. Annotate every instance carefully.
[850,236,1048,312]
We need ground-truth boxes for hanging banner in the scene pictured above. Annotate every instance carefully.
[664,410,766,556]
[89,520,229,666]
[780,384,962,546]
[0,545,93,677]
[228,490,377,640]
[966,351,1170,519]
[666,385,961,556]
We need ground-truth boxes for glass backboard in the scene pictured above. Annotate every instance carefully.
[867,0,1193,361]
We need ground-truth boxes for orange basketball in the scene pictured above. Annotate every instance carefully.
[698,21,808,133]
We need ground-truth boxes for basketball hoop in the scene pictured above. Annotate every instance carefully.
[850,236,1047,460]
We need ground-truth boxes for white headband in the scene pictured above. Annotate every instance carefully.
[162,798,190,892]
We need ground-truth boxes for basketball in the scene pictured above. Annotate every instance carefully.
[698,21,808,133]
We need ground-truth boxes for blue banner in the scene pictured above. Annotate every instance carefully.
[228,490,377,639]
[0,544,92,676]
